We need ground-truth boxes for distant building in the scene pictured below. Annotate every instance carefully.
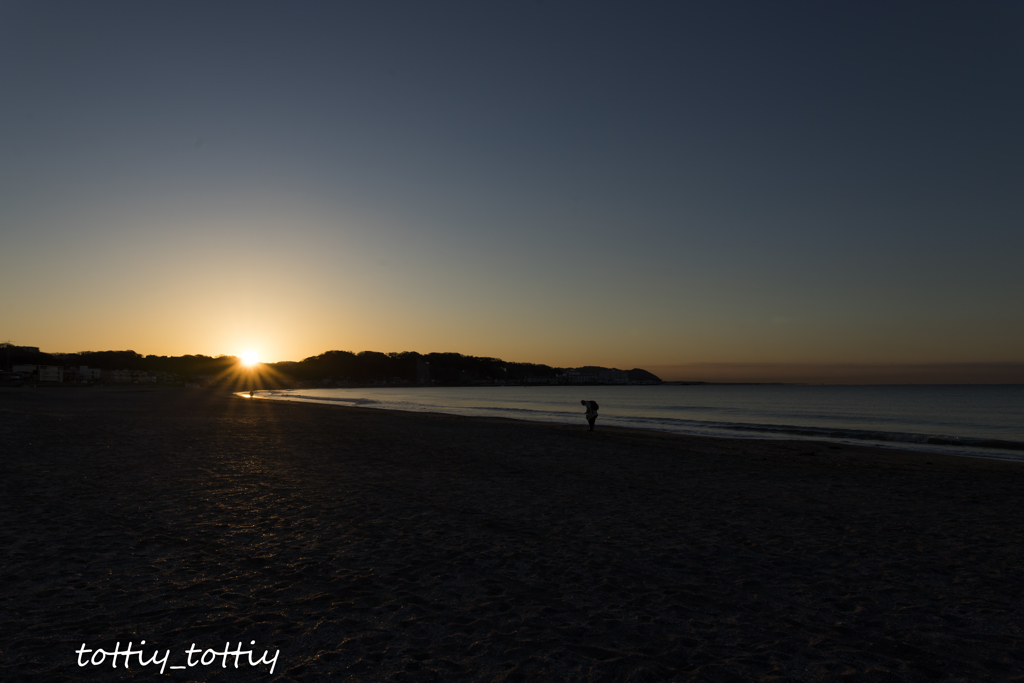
[5,343,39,372]
[564,371,599,384]
[38,365,64,382]
[599,370,629,384]
[80,366,102,380]
[416,358,431,384]
[100,369,155,383]
[12,364,36,374]
[1,344,40,353]
[102,369,134,383]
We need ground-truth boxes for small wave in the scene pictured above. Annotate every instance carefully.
[264,393,379,406]
[657,405,738,412]
[614,416,1024,452]
[457,405,580,417]
[721,423,1024,452]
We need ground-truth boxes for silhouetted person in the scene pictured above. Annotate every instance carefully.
[581,399,599,431]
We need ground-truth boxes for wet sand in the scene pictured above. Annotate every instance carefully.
[2,386,1023,682]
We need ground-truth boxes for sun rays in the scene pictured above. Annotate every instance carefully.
[208,353,288,395]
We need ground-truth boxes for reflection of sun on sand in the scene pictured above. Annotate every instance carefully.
[4,388,1024,680]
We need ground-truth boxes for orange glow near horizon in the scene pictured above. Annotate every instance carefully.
[213,353,286,391]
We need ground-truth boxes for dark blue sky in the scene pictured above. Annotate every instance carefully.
[2,1,1022,375]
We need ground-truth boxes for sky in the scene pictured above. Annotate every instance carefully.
[2,1,1022,381]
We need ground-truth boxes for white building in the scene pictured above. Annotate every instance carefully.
[79,366,102,380]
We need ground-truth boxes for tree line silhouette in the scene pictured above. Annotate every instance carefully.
[3,347,661,385]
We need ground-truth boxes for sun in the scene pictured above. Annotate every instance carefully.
[240,350,260,367]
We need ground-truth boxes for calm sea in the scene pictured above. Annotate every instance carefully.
[246,385,1024,461]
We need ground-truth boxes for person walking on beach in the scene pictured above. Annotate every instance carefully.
[581,399,599,431]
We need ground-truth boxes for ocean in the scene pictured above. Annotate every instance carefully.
[245,384,1024,461]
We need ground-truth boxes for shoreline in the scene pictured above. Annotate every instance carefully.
[3,386,1023,681]
[243,387,1024,463]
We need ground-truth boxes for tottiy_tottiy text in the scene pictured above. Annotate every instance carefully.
[75,640,280,674]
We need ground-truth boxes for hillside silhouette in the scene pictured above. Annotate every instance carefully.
[2,346,661,386]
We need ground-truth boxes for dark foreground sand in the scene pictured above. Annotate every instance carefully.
[1,387,1022,682]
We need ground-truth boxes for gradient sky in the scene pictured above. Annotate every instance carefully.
[2,1,1022,380]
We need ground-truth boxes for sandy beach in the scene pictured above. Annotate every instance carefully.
[2,386,1022,682]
